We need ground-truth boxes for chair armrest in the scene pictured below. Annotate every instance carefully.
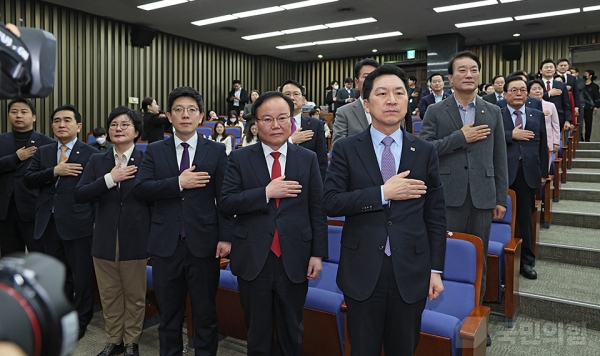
[459,306,490,341]
[504,238,522,255]
[340,302,347,312]
[220,258,230,269]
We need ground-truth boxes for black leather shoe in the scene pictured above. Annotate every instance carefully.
[78,326,87,340]
[520,265,538,279]
[124,343,139,356]
[487,333,492,346]
[97,342,125,356]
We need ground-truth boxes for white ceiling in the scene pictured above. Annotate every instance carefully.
[42,0,600,62]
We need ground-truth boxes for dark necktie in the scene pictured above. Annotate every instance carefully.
[290,118,297,135]
[515,111,523,160]
[546,80,551,92]
[179,142,190,237]
[380,137,395,256]
[497,94,503,101]
[270,152,282,257]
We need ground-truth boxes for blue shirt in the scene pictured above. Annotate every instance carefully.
[56,138,78,163]
[455,96,477,126]
[370,125,403,205]
[433,92,444,103]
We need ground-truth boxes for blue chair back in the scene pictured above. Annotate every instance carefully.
[413,121,423,134]
[87,132,96,143]
[225,127,242,146]
[493,194,512,225]
[136,143,148,152]
[204,121,217,128]
[146,266,153,289]
[197,127,213,138]
[326,225,342,263]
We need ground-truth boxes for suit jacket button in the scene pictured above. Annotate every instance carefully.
[387,221,392,226]
[379,245,384,251]
[464,166,468,169]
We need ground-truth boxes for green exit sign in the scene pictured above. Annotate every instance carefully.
[407,50,416,59]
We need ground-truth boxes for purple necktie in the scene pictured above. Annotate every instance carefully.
[381,136,395,256]
[179,142,190,237]
[291,118,297,135]
[514,110,523,129]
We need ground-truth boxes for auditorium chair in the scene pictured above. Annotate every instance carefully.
[86,131,96,143]
[135,143,148,152]
[559,128,569,183]
[196,126,212,138]
[225,127,242,147]
[484,189,521,327]
[538,154,554,229]
[412,120,422,136]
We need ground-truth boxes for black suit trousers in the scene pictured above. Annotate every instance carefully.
[44,215,94,328]
[510,162,536,266]
[237,252,308,356]
[344,256,425,356]
[0,196,40,255]
[151,240,220,356]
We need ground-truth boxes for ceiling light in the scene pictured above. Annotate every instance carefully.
[281,0,338,10]
[282,25,328,34]
[513,33,520,37]
[355,31,402,40]
[498,0,523,2]
[434,0,497,13]
[325,17,377,28]
[138,0,189,11]
[318,54,324,58]
[372,49,378,53]
[455,17,513,28]
[242,31,284,40]
[192,15,238,26]
[233,6,284,18]
[314,37,357,45]
[515,8,580,21]
[276,42,316,49]
[583,5,600,12]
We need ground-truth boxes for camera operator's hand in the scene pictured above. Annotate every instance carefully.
[16,146,36,161]
[54,162,83,177]
[5,23,21,37]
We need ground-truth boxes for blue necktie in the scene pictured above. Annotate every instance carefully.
[381,136,395,256]
[179,142,190,237]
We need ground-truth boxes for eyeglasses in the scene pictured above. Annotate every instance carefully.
[282,92,303,98]
[507,88,528,94]
[257,116,290,125]
[171,107,199,115]
[109,122,132,130]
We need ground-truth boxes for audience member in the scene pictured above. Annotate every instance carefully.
[419,73,450,119]
[482,75,505,104]
[570,67,586,118]
[225,110,244,130]
[89,127,114,152]
[226,79,248,115]
[554,74,578,127]
[496,72,543,111]
[210,121,233,155]
[325,80,339,113]
[335,77,359,111]
[241,121,259,147]
[220,91,328,356]
[408,75,421,116]
[280,80,328,181]
[332,58,381,145]
[539,59,572,130]
[141,96,169,143]
[207,109,220,121]
[582,69,600,142]
[0,98,54,255]
[309,108,330,138]
[23,104,99,340]
[324,64,446,356]
[528,79,560,166]
[484,83,495,95]
[501,76,548,279]
[242,89,260,133]
[556,58,580,119]
[74,106,149,356]
[135,86,232,356]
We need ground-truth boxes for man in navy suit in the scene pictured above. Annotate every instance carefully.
[335,77,360,110]
[324,64,447,356]
[482,75,505,105]
[539,59,572,130]
[23,104,99,339]
[220,91,328,355]
[496,71,544,112]
[279,80,328,181]
[556,58,580,119]
[135,87,233,356]
[501,77,548,280]
[418,73,451,119]
[0,99,54,255]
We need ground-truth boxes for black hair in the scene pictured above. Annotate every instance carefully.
[52,104,82,123]
[329,80,339,86]
[92,127,107,137]
[251,91,294,120]
[167,86,204,113]
[141,97,154,112]
[503,76,528,92]
[585,69,597,81]
[553,73,564,81]
[570,66,579,73]
[508,70,528,80]
[527,79,545,92]
[211,121,228,142]
[354,58,381,80]
[539,58,555,70]
[343,77,353,84]
[309,108,319,117]
[556,57,570,65]
[447,51,481,75]
[279,80,305,96]
[428,73,443,82]
[244,121,258,144]
[105,106,143,143]
[8,98,36,115]
[408,76,417,82]
[491,75,504,83]
[362,64,408,101]
[232,79,241,85]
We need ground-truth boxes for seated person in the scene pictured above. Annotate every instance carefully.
[225,110,244,129]
[309,108,330,138]
[89,127,113,152]
[209,121,232,155]
[241,121,259,147]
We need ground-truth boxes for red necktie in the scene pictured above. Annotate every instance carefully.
[270,152,282,257]
[546,80,551,92]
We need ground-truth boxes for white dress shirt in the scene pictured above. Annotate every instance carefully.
[104,144,135,189]
[262,142,288,203]
[175,133,198,191]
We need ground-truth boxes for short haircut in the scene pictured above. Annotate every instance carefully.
[354,58,381,79]
[553,73,564,81]
[279,80,305,96]
[251,91,294,120]
[232,79,241,85]
[527,79,545,92]
[8,98,36,115]
[448,51,481,75]
[503,76,527,92]
[408,76,417,82]
[586,69,597,81]
[105,106,143,143]
[343,77,353,83]
[141,96,154,112]
[329,80,338,86]
[308,108,319,116]
[167,86,204,113]
[362,64,408,100]
[428,73,443,82]
[508,70,528,80]
[557,57,570,65]
[52,104,82,123]
[569,66,579,73]
[539,58,555,70]
[491,75,504,83]
[92,127,107,137]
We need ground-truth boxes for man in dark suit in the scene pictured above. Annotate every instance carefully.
[482,75,505,104]
[332,58,381,145]
[279,80,328,181]
[23,104,99,339]
[226,79,249,116]
[556,58,580,119]
[419,73,451,119]
[324,64,447,356]
[220,91,328,355]
[0,98,54,256]
[501,77,548,279]
[496,71,544,112]
[539,59,572,130]
[135,86,232,356]
[335,77,360,111]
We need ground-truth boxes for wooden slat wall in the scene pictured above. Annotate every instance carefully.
[0,0,293,136]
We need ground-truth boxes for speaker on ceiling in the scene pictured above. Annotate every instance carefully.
[130,25,157,47]
[502,43,522,61]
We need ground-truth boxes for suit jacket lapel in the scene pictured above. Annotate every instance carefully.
[355,130,384,186]
[163,137,180,176]
[501,107,515,130]
[445,95,463,130]
[397,130,417,174]
[474,97,487,127]
[193,134,209,168]
[279,144,300,211]
[352,100,369,131]
[120,148,143,199]
[67,140,86,164]
[249,144,275,211]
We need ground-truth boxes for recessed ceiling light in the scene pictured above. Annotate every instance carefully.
[325,17,377,28]
[242,32,284,40]
[434,0,497,13]
[584,5,600,11]
[314,37,357,45]
[515,8,580,21]
[282,25,328,34]
[318,54,323,58]
[513,33,520,37]
[455,17,513,28]
[192,15,238,26]
[138,0,190,11]
[372,49,378,53]
[276,42,317,49]
[355,31,402,41]
[281,0,338,10]
[499,0,524,2]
